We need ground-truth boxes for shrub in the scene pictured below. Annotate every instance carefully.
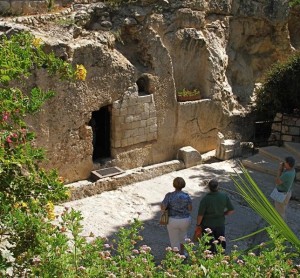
[23,214,300,277]
[0,31,85,276]
[289,0,300,7]
[254,52,300,120]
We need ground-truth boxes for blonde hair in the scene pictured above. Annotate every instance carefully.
[173,177,186,190]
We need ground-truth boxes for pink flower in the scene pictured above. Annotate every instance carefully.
[32,256,41,264]
[205,254,214,259]
[6,136,12,143]
[2,112,9,121]
[140,245,151,252]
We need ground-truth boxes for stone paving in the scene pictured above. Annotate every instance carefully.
[56,158,300,263]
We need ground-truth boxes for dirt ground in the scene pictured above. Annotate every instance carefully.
[55,159,300,263]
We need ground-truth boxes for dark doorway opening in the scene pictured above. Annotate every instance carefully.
[136,75,151,95]
[89,106,111,161]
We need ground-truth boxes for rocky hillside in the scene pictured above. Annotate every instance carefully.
[0,0,299,183]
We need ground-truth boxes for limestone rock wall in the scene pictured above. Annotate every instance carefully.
[0,0,89,15]
[0,0,298,183]
[0,0,48,15]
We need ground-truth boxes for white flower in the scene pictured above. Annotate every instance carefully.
[218,236,226,242]
[205,228,212,234]
[0,248,15,263]
[237,259,244,265]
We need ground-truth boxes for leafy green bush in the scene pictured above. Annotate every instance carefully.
[0,31,84,276]
[289,0,300,7]
[254,52,300,120]
[21,214,300,277]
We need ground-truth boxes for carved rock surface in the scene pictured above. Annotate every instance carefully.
[0,0,298,183]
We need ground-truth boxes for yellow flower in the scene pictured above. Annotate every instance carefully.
[14,201,28,209]
[14,202,30,212]
[46,202,55,220]
[75,64,87,81]
[32,38,43,48]
[65,190,71,198]
[31,199,39,205]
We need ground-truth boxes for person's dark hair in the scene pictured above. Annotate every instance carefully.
[173,177,186,190]
[285,156,295,168]
[208,179,219,192]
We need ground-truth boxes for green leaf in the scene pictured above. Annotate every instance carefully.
[231,162,300,249]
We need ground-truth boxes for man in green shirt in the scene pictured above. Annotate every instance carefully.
[274,156,296,220]
[195,179,234,253]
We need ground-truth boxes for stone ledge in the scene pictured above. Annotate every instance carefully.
[66,160,185,201]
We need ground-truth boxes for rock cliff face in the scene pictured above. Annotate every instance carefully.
[0,0,298,183]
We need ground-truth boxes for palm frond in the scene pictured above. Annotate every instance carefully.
[231,161,300,248]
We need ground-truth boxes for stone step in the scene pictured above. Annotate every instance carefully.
[258,145,300,168]
[242,143,300,181]
[242,153,278,176]
[284,142,300,158]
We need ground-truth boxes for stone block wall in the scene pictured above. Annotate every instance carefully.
[270,113,300,143]
[111,94,158,148]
